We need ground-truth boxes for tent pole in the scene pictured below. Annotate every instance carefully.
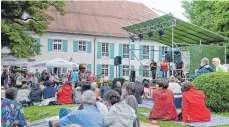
[172,27,174,76]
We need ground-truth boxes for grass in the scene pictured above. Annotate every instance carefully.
[24,105,229,127]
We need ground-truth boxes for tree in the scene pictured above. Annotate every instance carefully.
[182,1,229,63]
[1,1,65,58]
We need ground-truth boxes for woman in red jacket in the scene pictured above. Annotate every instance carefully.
[57,81,74,104]
[160,58,168,79]
[181,82,211,123]
[149,79,178,120]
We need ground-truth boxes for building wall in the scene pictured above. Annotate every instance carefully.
[31,32,168,80]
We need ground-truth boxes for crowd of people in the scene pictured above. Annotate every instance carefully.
[1,57,228,127]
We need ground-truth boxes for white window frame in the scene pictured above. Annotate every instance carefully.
[123,65,130,77]
[143,45,150,60]
[53,39,63,51]
[78,41,87,52]
[102,43,109,58]
[102,65,109,77]
[162,46,168,57]
[123,44,130,59]
[143,65,150,77]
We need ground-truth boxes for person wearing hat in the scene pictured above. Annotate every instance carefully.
[150,59,157,80]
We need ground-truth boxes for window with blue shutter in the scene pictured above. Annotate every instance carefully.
[131,65,134,70]
[87,64,92,72]
[97,42,102,59]
[110,43,114,59]
[109,65,114,80]
[139,45,143,60]
[97,64,102,75]
[158,46,163,61]
[119,65,123,78]
[48,39,53,51]
[131,44,135,60]
[63,40,68,52]
[119,44,123,57]
[139,65,143,76]
[62,68,67,73]
[73,41,78,52]
[47,67,52,73]
[34,38,41,55]
[150,46,154,60]
[87,41,92,53]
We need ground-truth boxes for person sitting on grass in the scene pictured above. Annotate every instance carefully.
[50,90,104,127]
[113,81,122,96]
[100,78,111,99]
[43,81,57,99]
[168,76,182,95]
[29,83,42,105]
[56,81,74,104]
[1,87,27,127]
[16,84,31,107]
[91,82,101,100]
[181,81,211,123]
[149,79,178,121]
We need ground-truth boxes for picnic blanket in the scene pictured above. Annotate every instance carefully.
[138,100,154,109]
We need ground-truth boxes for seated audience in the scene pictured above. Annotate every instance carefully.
[16,73,24,88]
[142,80,152,100]
[43,81,57,99]
[149,79,178,120]
[57,81,74,104]
[103,90,136,127]
[212,58,228,72]
[29,83,42,104]
[176,76,182,86]
[113,81,122,96]
[72,83,81,104]
[30,74,38,84]
[16,84,31,106]
[191,57,214,80]
[134,76,144,104]
[181,81,211,123]
[122,82,139,127]
[100,78,111,98]
[1,88,27,127]
[57,90,103,127]
[91,82,101,100]
[168,76,182,95]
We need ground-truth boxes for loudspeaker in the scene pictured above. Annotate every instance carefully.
[174,51,181,63]
[116,56,122,65]
[165,51,172,62]
[130,70,135,82]
[114,57,119,66]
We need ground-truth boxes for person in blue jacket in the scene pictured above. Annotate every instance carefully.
[191,57,214,80]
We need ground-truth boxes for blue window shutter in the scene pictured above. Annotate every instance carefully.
[139,65,143,76]
[131,65,134,70]
[110,43,115,59]
[159,46,163,61]
[63,68,67,73]
[87,64,92,72]
[48,39,53,51]
[87,41,92,53]
[47,67,52,73]
[131,44,135,60]
[63,40,68,52]
[73,41,78,52]
[157,67,162,78]
[97,42,102,59]
[119,65,123,78]
[109,65,114,80]
[97,64,102,75]
[119,44,123,57]
[139,45,143,60]
[150,46,154,60]
[35,38,41,55]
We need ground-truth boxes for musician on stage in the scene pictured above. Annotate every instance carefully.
[150,59,157,80]
[160,58,169,79]
[176,61,184,78]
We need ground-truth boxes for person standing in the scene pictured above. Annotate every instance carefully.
[150,59,157,80]
[71,69,79,87]
[160,58,169,79]
[212,58,228,72]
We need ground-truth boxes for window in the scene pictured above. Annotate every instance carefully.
[53,39,62,51]
[143,66,150,77]
[162,46,168,56]
[143,45,150,59]
[123,44,130,58]
[102,65,109,77]
[79,41,87,52]
[123,65,130,77]
[102,43,109,57]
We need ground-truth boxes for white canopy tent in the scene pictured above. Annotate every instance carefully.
[1,56,28,66]
[31,58,79,68]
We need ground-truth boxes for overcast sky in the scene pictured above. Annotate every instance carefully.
[129,0,188,21]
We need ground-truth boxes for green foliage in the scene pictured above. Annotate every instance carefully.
[182,1,229,63]
[193,72,229,112]
[1,1,66,58]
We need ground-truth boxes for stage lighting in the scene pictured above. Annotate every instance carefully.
[148,31,153,38]
[138,34,143,40]
[158,29,164,37]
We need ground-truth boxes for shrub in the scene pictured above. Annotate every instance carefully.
[193,72,229,112]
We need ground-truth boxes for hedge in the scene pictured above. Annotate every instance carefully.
[193,72,229,112]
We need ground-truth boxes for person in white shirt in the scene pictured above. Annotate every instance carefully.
[168,76,182,95]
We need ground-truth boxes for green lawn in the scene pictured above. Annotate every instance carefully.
[24,105,229,127]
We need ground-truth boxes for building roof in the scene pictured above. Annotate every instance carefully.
[44,1,157,37]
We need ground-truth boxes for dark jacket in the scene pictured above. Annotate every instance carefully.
[43,86,57,99]
[30,86,42,102]
[100,85,111,99]
[191,64,214,80]
[134,81,144,104]
[113,87,122,96]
